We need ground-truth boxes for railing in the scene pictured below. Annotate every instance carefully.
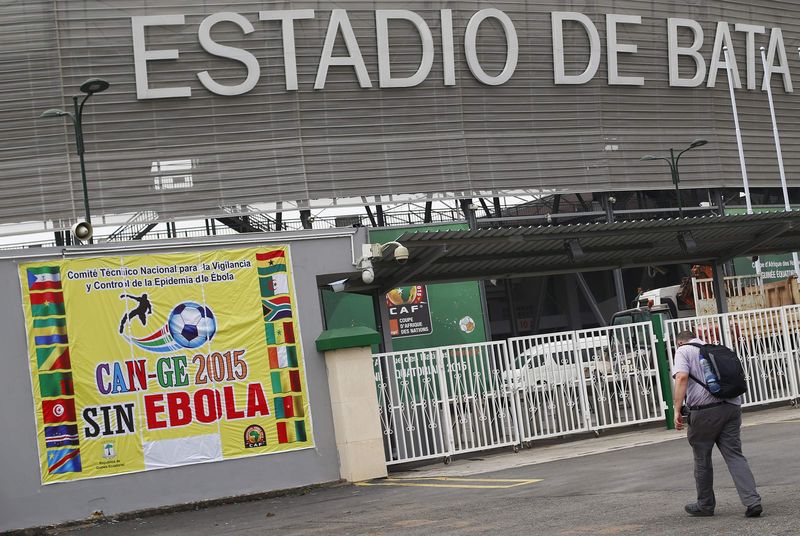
[376,305,800,466]
[105,210,160,242]
[664,305,800,408]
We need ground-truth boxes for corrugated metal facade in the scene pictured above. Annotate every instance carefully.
[3,1,800,227]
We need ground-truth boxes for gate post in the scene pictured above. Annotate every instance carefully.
[651,317,675,430]
[315,327,387,482]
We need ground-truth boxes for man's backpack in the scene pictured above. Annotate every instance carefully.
[687,343,748,399]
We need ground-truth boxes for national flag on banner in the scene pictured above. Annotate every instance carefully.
[276,421,288,444]
[27,266,62,291]
[282,396,295,418]
[265,321,295,345]
[47,448,82,474]
[42,398,77,424]
[262,295,292,322]
[33,317,69,345]
[274,396,292,419]
[259,273,289,297]
[271,370,288,394]
[268,346,298,369]
[256,249,287,275]
[39,371,74,398]
[292,396,305,418]
[44,424,79,448]
[29,291,65,317]
[283,321,295,344]
[276,421,305,444]
[264,323,278,345]
[36,346,71,371]
[294,420,307,442]
[289,370,302,392]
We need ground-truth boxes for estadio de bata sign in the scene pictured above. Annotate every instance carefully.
[132,9,795,99]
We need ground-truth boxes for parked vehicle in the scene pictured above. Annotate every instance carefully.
[632,265,800,318]
[505,336,611,391]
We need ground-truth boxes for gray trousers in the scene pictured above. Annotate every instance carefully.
[687,403,761,512]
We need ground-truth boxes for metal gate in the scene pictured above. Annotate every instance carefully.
[509,322,664,443]
[375,306,800,466]
[375,322,666,465]
[373,341,519,465]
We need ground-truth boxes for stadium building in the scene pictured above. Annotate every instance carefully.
[4,0,800,530]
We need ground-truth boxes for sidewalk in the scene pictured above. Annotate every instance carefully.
[25,404,800,536]
[395,404,799,479]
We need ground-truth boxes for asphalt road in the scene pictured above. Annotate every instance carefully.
[52,416,800,536]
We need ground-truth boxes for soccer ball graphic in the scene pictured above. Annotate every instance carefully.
[167,302,217,348]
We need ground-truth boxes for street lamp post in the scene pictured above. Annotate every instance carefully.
[40,78,110,242]
[641,139,708,217]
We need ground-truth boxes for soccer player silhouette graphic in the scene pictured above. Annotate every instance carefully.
[119,293,153,334]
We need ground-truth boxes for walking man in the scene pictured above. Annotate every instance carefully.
[673,330,762,518]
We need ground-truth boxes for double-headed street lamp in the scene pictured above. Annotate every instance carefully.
[641,139,708,217]
[40,78,110,242]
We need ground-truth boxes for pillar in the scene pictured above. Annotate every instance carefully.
[315,327,387,482]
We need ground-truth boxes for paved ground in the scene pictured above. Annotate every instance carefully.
[51,407,800,536]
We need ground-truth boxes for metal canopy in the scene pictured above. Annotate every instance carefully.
[343,211,800,292]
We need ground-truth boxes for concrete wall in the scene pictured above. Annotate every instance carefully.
[0,228,366,531]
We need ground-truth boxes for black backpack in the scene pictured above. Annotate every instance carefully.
[687,343,748,399]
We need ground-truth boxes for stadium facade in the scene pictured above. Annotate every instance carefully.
[4,0,800,231]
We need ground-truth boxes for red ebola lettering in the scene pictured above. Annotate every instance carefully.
[143,383,269,430]
[167,391,192,426]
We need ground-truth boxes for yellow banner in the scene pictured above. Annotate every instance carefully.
[19,247,313,483]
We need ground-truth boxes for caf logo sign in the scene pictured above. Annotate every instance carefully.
[244,425,267,448]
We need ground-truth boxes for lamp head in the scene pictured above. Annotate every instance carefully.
[40,109,71,118]
[79,78,110,95]
[689,139,708,149]
[640,155,658,161]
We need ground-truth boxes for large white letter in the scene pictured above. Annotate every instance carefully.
[606,14,644,85]
[259,10,315,91]
[707,22,741,88]
[552,12,601,85]
[441,10,456,86]
[315,10,371,89]
[668,18,705,87]
[464,9,518,85]
[763,27,793,92]
[197,13,260,96]
[376,10,434,88]
[734,23,766,90]
[131,15,190,99]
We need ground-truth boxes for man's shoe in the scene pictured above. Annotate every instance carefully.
[685,503,714,517]
[745,504,763,518]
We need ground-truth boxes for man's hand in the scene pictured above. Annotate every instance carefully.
[673,372,689,431]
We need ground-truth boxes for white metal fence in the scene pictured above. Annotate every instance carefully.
[664,305,800,408]
[374,322,667,465]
